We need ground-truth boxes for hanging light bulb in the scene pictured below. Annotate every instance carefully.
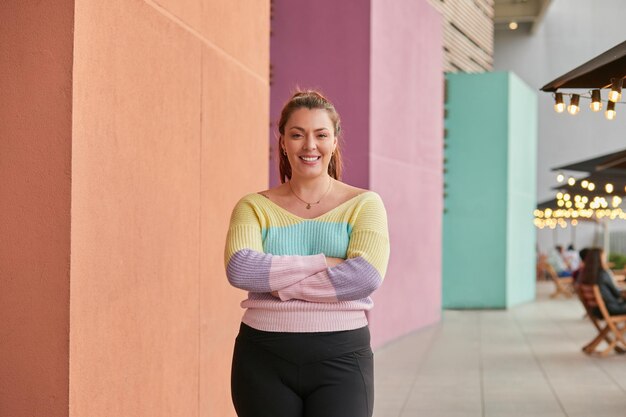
[554,92,565,113]
[590,89,602,111]
[608,78,623,102]
[612,196,622,207]
[509,21,518,30]
[606,183,614,193]
[606,100,616,120]
[581,180,589,188]
[588,183,596,191]
[567,94,580,115]
[567,177,576,186]
[556,172,564,182]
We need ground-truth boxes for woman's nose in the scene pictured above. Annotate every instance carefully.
[303,134,316,150]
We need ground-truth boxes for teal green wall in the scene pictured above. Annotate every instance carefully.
[506,74,537,306]
[443,72,537,309]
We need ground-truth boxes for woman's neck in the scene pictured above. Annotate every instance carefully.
[288,175,333,200]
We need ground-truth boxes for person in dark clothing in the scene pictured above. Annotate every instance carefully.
[579,248,626,315]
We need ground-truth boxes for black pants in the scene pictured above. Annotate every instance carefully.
[231,323,374,417]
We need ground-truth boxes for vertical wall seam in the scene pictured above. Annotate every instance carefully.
[504,73,509,306]
[197,46,203,417]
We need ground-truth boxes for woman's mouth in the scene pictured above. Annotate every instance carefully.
[299,156,321,163]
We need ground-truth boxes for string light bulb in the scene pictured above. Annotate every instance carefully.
[554,93,565,113]
[608,78,623,102]
[581,180,589,188]
[556,172,564,182]
[568,94,580,115]
[590,89,602,111]
[588,183,596,191]
[606,183,614,193]
[606,100,616,120]
[567,177,576,186]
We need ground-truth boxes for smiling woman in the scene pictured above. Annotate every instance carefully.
[277,91,343,184]
[224,90,391,417]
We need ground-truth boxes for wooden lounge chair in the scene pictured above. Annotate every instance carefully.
[576,284,626,356]
[544,263,574,298]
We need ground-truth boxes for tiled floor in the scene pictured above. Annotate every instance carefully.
[373,282,626,417]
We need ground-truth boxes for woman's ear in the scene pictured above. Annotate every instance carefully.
[278,136,285,154]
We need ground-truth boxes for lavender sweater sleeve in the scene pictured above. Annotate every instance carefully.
[224,197,328,292]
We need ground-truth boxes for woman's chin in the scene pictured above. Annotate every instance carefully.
[292,166,326,179]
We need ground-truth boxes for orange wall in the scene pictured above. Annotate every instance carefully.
[70,1,268,416]
[0,1,73,416]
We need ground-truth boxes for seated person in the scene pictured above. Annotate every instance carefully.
[565,244,581,271]
[548,245,572,278]
[572,247,589,284]
[579,248,626,316]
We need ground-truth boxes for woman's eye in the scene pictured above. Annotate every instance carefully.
[318,134,328,138]
[291,134,302,139]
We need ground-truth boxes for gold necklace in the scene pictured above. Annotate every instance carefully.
[288,177,333,209]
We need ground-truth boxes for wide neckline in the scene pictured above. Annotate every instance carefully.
[255,191,372,221]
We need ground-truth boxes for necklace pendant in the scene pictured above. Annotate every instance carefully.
[306,204,311,209]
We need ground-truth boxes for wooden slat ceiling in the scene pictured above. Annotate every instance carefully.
[427,0,494,73]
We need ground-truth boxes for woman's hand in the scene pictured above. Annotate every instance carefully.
[325,257,344,267]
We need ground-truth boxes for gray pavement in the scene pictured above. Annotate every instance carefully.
[374,281,626,417]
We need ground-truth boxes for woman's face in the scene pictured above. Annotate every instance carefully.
[282,108,337,181]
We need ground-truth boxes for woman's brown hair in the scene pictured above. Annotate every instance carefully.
[277,90,343,183]
[579,248,604,285]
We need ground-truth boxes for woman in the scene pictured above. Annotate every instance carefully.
[224,90,390,417]
[579,248,626,315]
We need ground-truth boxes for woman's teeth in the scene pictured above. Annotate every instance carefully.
[300,156,320,162]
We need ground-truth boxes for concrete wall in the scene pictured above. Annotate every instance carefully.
[443,72,536,309]
[368,0,443,347]
[0,1,73,416]
[70,1,268,417]
[269,0,370,188]
[493,0,626,253]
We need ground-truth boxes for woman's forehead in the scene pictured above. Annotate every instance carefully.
[286,108,333,128]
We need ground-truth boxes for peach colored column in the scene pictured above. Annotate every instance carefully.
[0,1,73,416]
[70,1,268,417]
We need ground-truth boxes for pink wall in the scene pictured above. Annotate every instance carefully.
[368,0,444,348]
[70,1,268,416]
[0,1,73,416]
[269,0,370,188]
[271,0,444,348]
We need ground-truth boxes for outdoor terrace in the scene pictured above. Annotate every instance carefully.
[374,281,626,417]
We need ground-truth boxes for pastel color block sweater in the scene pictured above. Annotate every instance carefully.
[224,191,390,332]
